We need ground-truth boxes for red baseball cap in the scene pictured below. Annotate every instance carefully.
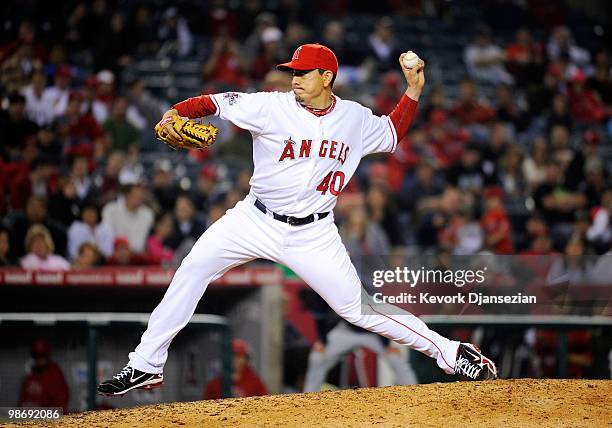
[277,43,338,75]
[233,339,250,356]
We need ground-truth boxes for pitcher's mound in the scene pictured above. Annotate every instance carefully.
[14,379,612,427]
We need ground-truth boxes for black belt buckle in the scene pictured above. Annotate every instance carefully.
[255,199,327,226]
[287,215,312,226]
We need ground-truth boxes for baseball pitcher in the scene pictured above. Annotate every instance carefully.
[98,44,497,396]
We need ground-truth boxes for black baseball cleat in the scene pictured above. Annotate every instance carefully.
[97,365,164,396]
[454,343,498,380]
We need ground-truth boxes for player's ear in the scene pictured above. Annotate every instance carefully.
[323,70,334,88]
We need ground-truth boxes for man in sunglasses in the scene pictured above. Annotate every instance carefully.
[98,43,497,396]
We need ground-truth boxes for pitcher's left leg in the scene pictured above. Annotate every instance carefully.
[282,223,459,375]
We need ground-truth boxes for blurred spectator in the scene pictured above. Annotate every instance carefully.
[451,80,497,125]
[482,121,511,177]
[284,22,310,55]
[366,17,402,73]
[128,5,159,56]
[94,12,132,77]
[399,160,445,214]
[151,160,179,213]
[105,236,153,266]
[45,64,72,118]
[549,125,574,171]
[81,76,108,126]
[8,196,67,259]
[94,150,125,205]
[207,0,240,39]
[521,233,554,256]
[20,224,70,271]
[203,34,249,89]
[147,213,176,265]
[566,69,606,124]
[101,184,154,253]
[0,93,38,161]
[341,207,390,258]
[505,28,545,88]
[578,156,607,209]
[497,145,526,198]
[547,236,590,285]
[8,153,58,211]
[36,125,63,166]
[168,195,206,250]
[90,69,116,124]
[527,62,564,117]
[495,85,528,131]
[72,242,102,269]
[243,12,277,66]
[547,26,590,67]
[522,138,549,191]
[18,338,69,414]
[191,165,223,214]
[67,201,113,260]
[103,97,140,151]
[438,206,483,255]
[464,26,513,85]
[126,79,169,130]
[203,339,267,399]
[546,93,573,131]
[533,163,586,243]
[480,187,514,254]
[421,85,450,124]
[321,20,361,67]
[374,72,403,115]
[21,70,56,127]
[415,187,460,248]
[158,7,193,58]
[47,177,80,227]
[69,155,93,201]
[251,27,285,81]
[0,226,14,266]
[366,185,404,246]
[585,189,611,253]
[587,48,612,105]
[58,91,104,149]
[446,143,496,194]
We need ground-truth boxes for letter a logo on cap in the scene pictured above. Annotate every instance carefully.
[292,46,302,61]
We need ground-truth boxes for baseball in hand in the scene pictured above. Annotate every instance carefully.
[402,51,420,69]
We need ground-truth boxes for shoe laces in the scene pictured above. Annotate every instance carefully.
[455,355,482,379]
[113,365,133,380]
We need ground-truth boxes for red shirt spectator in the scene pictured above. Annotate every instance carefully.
[452,81,496,125]
[480,188,513,254]
[18,339,69,414]
[566,70,606,123]
[203,339,267,399]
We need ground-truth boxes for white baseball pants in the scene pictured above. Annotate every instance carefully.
[129,194,459,375]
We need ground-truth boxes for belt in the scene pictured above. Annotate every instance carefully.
[254,199,329,226]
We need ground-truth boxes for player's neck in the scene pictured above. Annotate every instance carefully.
[303,91,333,109]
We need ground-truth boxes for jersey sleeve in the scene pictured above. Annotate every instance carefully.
[361,107,397,156]
[210,91,270,134]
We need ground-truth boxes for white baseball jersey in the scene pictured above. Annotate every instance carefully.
[209,91,398,216]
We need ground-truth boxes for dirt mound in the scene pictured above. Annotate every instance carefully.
[10,379,611,427]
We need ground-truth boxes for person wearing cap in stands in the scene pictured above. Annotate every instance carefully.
[18,338,70,413]
[203,339,267,399]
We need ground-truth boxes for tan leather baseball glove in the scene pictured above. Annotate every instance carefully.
[154,116,218,150]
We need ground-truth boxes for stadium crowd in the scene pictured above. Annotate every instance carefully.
[0,0,610,277]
